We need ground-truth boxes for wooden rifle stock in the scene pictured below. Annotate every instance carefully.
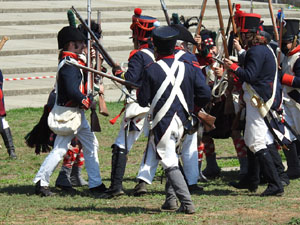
[268,0,279,42]
[215,0,229,59]
[227,0,237,35]
[65,60,140,89]
[198,111,216,132]
[96,10,109,117]
[225,6,233,37]
[192,0,208,54]
[216,0,235,115]
[0,36,9,51]
[71,6,117,68]
[160,0,171,26]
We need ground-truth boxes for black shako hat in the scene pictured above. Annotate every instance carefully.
[57,26,87,49]
[282,19,299,41]
[171,24,197,45]
[152,26,179,55]
[238,13,261,33]
[263,25,274,40]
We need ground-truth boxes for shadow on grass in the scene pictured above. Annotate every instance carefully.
[0,185,98,198]
[57,205,161,214]
[0,185,35,195]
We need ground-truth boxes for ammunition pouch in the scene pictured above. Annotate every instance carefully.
[183,114,200,135]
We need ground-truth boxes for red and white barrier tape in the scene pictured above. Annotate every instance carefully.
[4,64,128,82]
[5,75,56,81]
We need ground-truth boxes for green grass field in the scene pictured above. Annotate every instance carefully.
[0,102,300,224]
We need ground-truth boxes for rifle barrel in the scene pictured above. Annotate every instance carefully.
[65,60,140,89]
[71,6,117,68]
[160,0,171,26]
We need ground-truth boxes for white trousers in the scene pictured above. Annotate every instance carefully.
[243,90,274,153]
[114,117,144,151]
[284,102,300,135]
[34,111,102,188]
[136,131,199,185]
[0,117,9,129]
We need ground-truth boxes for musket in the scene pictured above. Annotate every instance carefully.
[227,0,237,36]
[215,0,229,59]
[65,60,140,89]
[160,0,171,26]
[86,0,101,132]
[96,10,109,117]
[225,3,235,37]
[215,0,235,114]
[192,0,208,54]
[0,36,9,51]
[71,6,118,68]
[277,7,284,67]
[268,0,279,42]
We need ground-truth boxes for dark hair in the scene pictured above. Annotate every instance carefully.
[58,42,72,60]
[244,32,268,47]
[252,33,268,46]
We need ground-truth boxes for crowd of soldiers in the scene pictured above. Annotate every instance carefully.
[1,2,299,215]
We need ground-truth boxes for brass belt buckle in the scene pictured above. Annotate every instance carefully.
[251,95,262,108]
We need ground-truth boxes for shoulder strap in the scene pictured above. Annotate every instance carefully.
[245,44,278,118]
[55,57,83,104]
[141,49,155,61]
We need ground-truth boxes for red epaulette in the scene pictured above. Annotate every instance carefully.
[232,73,242,90]
[128,49,139,61]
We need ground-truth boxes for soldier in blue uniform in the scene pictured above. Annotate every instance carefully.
[0,70,16,159]
[106,8,159,197]
[137,26,211,214]
[280,19,300,179]
[133,25,208,196]
[33,26,106,197]
[224,13,284,196]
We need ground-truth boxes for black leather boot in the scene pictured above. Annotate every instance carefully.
[1,127,16,159]
[268,143,290,185]
[283,141,300,179]
[229,149,259,192]
[202,152,221,179]
[295,140,300,163]
[106,144,127,197]
[256,149,284,197]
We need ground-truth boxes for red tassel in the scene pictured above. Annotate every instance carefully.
[109,107,125,125]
